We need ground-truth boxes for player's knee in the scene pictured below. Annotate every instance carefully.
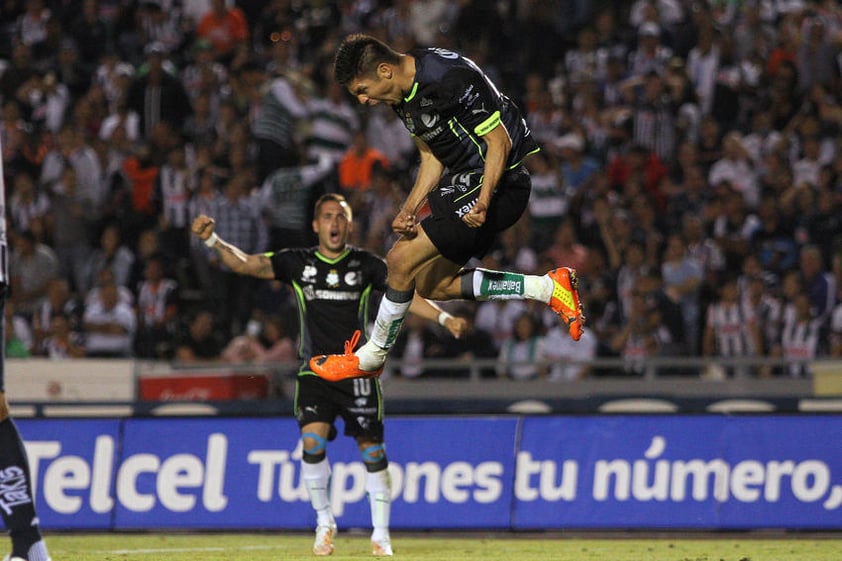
[360,443,388,473]
[386,246,412,279]
[302,431,328,462]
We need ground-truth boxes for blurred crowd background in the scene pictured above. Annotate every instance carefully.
[2,0,842,380]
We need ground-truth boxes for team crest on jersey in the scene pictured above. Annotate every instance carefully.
[420,97,433,107]
[344,271,360,286]
[404,112,415,134]
[326,269,340,288]
[421,113,438,128]
[302,264,317,283]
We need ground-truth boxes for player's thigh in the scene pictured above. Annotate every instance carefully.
[385,228,442,281]
[337,377,384,441]
[294,375,341,428]
[414,256,464,300]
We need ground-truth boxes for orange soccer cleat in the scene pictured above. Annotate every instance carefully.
[547,267,585,341]
[309,329,384,382]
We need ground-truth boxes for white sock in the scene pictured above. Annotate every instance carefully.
[302,459,335,528]
[28,540,51,561]
[470,269,551,302]
[525,274,553,303]
[366,468,391,541]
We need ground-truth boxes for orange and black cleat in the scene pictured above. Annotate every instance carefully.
[309,329,384,382]
[547,267,585,341]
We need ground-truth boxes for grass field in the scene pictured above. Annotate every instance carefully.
[43,532,842,561]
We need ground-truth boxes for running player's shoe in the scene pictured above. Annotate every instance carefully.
[371,537,393,556]
[546,267,585,341]
[309,330,383,382]
[313,524,337,556]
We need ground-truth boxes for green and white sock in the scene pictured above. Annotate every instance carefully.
[467,268,552,302]
[358,287,413,371]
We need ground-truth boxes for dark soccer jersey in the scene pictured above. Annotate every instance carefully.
[394,48,539,172]
[269,246,387,366]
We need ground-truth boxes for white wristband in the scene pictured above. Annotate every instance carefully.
[437,311,454,327]
[204,232,219,248]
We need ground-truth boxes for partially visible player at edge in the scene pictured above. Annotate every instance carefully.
[0,139,52,561]
[310,34,585,382]
[191,194,467,557]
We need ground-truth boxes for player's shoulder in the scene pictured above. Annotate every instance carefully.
[414,48,473,80]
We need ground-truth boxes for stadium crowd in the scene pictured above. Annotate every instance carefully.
[1,0,842,379]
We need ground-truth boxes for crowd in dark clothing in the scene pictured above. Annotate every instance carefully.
[2,0,842,379]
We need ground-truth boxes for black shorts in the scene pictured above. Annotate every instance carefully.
[422,166,531,265]
[294,374,384,441]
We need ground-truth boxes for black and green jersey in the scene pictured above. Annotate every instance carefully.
[395,48,540,172]
[268,246,387,370]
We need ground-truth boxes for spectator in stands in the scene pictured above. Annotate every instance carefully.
[85,223,135,295]
[526,151,567,253]
[702,275,762,378]
[496,312,545,381]
[338,130,389,207]
[799,244,836,323]
[307,79,360,165]
[4,301,33,358]
[135,256,179,359]
[541,219,589,278]
[125,42,192,140]
[31,277,82,353]
[390,312,451,378]
[82,281,136,358]
[39,313,86,359]
[208,173,267,337]
[9,171,50,234]
[774,292,823,378]
[542,323,598,381]
[245,61,311,180]
[196,0,250,63]
[9,229,59,318]
[258,150,333,251]
[661,233,703,355]
[175,309,224,363]
[610,285,661,376]
[157,143,195,265]
[222,314,296,365]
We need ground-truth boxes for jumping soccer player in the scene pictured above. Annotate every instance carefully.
[192,194,467,556]
[310,34,584,382]
[0,149,51,561]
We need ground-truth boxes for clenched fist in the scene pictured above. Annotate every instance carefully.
[191,215,216,242]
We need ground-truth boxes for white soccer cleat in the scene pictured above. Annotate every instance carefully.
[313,524,337,556]
[371,537,393,556]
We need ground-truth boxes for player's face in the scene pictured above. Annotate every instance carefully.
[348,67,402,106]
[314,200,352,256]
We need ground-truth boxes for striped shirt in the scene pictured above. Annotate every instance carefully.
[706,301,756,357]
[251,77,309,148]
[306,97,359,163]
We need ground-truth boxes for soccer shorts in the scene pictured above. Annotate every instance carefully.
[294,374,385,441]
[422,165,531,265]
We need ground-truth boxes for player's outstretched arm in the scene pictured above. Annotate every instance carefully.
[408,293,469,339]
[191,215,275,279]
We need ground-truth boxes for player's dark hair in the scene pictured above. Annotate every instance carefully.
[334,34,401,87]
[314,193,352,221]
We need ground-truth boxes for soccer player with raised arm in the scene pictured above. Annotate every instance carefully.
[191,194,466,556]
[0,153,51,560]
[310,34,585,382]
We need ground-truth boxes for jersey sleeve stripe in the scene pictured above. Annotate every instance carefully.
[474,110,501,136]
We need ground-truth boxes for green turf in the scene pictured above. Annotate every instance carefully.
[39,533,842,561]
